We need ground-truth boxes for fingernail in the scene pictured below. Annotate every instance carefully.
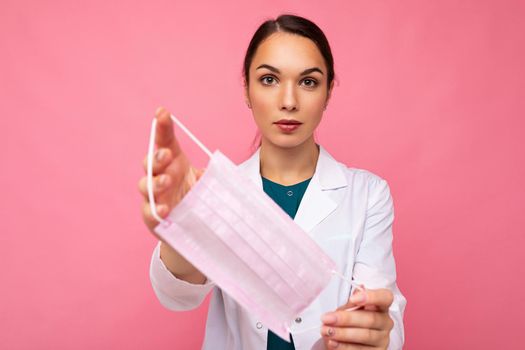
[321,313,337,324]
[350,290,366,304]
[327,327,334,337]
[156,150,165,161]
[159,175,167,185]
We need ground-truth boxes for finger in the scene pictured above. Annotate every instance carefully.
[138,174,172,200]
[350,288,393,313]
[337,288,393,313]
[321,309,392,331]
[143,148,174,176]
[321,326,385,347]
[142,201,169,228]
[324,338,375,349]
[155,106,183,158]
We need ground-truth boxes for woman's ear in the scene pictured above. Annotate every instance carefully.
[325,80,335,109]
[243,81,252,109]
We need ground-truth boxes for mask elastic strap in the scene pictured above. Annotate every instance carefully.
[147,114,213,223]
[292,271,366,334]
[330,269,366,311]
[169,114,213,158]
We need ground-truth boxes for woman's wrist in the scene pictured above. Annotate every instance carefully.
[159,241,207,284]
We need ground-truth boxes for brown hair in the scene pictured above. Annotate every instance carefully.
[242,14,336,150]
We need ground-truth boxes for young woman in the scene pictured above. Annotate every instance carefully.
[139,14,406,350]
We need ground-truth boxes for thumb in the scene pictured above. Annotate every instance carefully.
[337,286,367,312]
[348,288,393,313]
[155,106,184,158]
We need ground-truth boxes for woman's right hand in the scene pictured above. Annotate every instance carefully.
[138,107,207,284]
[138,106,205,233]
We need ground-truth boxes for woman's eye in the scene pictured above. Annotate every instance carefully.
[260,76,318,87]
[302,78,318,88]
[261,76,277,85]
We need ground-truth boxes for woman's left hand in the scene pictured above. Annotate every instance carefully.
[320,288,394,349]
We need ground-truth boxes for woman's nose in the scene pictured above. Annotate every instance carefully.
[279,82,298,111]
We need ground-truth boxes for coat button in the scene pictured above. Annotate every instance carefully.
[256,322,263,329]
[295,317,302,323]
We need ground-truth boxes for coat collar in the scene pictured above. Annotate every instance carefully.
[239,144,348,233]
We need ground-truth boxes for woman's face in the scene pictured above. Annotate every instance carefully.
[245,32,334,149]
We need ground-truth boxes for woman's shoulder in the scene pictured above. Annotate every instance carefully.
[342,165,387,185]
[325,147,388,189]
[338,164,393,207]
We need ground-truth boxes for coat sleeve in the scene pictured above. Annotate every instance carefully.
[149,240,215,311]
[352,176,407,350]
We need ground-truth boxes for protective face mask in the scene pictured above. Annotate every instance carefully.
[146,114,365,341]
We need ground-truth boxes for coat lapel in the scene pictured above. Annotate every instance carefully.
[239,145,348,233]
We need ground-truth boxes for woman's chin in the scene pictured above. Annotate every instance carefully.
[263,134,313,150]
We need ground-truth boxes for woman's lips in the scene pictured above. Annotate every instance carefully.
[274,120,302,132]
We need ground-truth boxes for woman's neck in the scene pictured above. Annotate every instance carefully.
[259,137,319,186]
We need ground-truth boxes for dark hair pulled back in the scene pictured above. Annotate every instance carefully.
[242,14,335,92]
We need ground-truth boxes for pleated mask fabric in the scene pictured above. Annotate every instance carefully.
[146,114,365,341]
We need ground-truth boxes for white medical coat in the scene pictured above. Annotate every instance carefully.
[149,145,407,349]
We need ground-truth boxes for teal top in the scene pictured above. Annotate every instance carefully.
[261,175,312,350]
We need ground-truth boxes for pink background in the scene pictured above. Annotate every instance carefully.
[1,0,524,349]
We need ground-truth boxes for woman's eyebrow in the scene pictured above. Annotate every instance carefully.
[256,64,324,76]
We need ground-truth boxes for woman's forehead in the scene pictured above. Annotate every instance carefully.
[251,33,326,74]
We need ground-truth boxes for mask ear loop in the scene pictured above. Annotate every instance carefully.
[294,270,367,334]
[146,114,213,224]
[330,270,366,311]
